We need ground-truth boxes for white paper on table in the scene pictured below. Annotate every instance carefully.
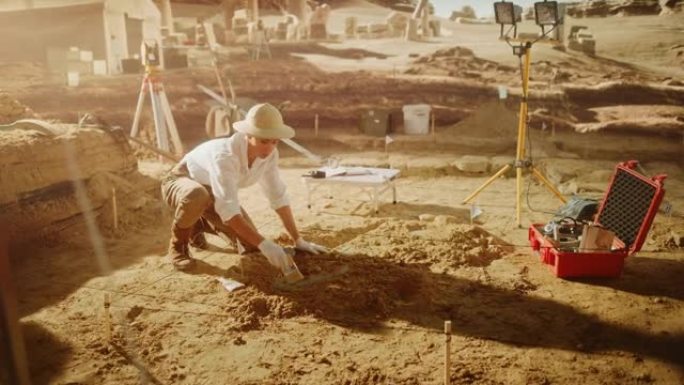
[317,166,375,178]
[319,166,347,177]
[343,168,373,176]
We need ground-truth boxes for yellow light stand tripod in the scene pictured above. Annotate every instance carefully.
[461,40,566,227]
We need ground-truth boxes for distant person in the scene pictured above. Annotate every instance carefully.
[195,17,208,46]
[161,103,327,271]
[254,20,269,44]
[309,3,330,39]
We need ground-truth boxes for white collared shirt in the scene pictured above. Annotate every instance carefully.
[181,132,289,222]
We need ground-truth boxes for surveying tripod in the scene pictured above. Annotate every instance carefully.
[130,42,183,156]
[250,25,271,61]
[461,40,566,227]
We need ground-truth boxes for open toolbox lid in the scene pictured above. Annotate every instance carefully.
[595,160,666,255]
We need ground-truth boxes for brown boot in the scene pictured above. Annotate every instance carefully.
[167,224,195,270]
[189,220,208,249]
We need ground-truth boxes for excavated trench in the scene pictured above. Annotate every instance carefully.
[3,47,683,246]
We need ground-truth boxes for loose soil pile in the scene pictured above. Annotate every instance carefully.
[0,89,33,124]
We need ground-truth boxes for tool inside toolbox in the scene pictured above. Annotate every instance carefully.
[539,218,584,251]
[539,196,600,252]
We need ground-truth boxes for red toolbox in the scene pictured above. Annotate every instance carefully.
[528,161,667,278]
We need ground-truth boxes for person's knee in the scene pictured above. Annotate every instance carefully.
[182,187,211,211]
[172,185,211,228]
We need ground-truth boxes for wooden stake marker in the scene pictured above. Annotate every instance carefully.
[213,59,228,104]
[314,114,319,137]
[431,109,436,142]
[444,320,452,385]
[103,294,112,343]
[111,188,118,230]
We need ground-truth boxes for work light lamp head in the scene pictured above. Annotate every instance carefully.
[494,1,517,25]
[534,1,559,26]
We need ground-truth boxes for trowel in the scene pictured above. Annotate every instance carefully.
[282,257,305,283]
[274,249,350,291]
[281,248,305,283]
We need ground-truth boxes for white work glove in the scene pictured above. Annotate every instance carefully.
[295,238,329,255]
[258,239,287,270]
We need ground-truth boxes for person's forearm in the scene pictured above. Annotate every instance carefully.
[226,214,263,247]
[275,205,299,241]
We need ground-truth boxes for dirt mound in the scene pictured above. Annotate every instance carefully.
[0,89,33,124]
[404,46,516,83]
[0,62,48,92]
[348,222,510,268]
[567,0,661,17]
[183,222,511,335]
[660,0,684,14]
[401,47,658,88]
[650,221,684,249]
[440,102,519,140]
[530,57,664,86]
[0,122,160,244]
[669,44,684,66]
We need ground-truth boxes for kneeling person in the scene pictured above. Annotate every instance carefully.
[161,103,327,271]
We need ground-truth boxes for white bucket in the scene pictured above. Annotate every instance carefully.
[402,104,431,135]
[66,71,79,87]
[92,60,107,75]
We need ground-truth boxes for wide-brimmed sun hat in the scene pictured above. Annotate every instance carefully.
[233,103,295,139]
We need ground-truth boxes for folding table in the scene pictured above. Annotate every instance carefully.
[302,167,400,213]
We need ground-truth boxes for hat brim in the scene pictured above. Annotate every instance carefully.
[233,120,295,139]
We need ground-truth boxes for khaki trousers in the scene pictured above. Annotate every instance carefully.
[161,163,257,248]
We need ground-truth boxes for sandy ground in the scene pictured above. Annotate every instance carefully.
[10,160,684,384]
[2,2,684,385]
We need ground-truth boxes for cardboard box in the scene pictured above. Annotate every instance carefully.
[579,225,615,252]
